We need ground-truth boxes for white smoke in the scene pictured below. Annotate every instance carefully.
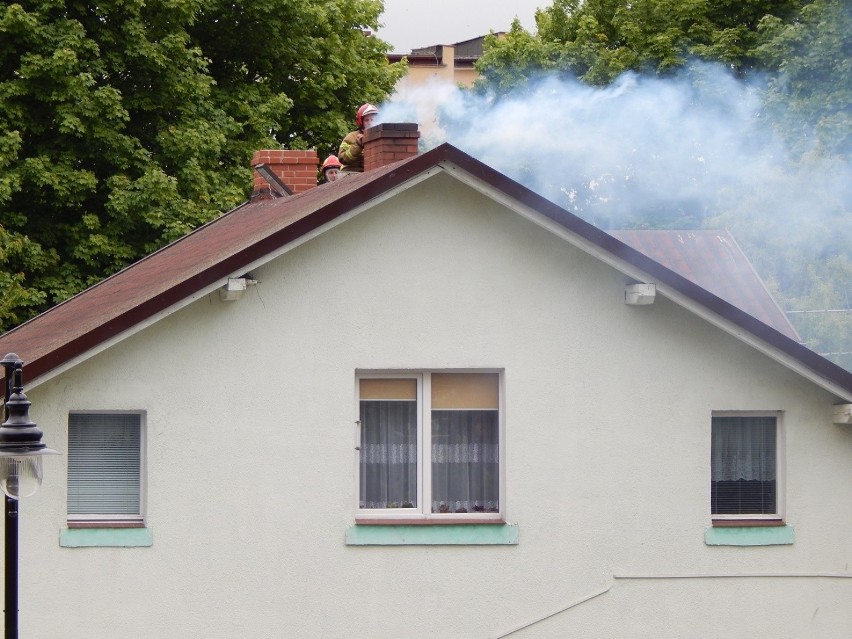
[380,64,851,242]
[380,65,852,366]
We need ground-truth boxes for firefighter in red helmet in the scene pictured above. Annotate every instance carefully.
[338,103,379,173]
[320,155,342,183]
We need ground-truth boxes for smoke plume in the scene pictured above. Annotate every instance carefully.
[382,64,849,233]
[380,63,851,365]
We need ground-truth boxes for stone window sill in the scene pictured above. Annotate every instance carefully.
[60,526,153,548]
[705,525,794,546]
[346,523,519,546]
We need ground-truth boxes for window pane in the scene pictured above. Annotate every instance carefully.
[431,410,499,514]
[68,413,141,516]
[359,399,417,509]
[711,416,776,515]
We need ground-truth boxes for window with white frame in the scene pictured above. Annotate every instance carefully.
[357,372,502,520]
[67,412,144,527]
[711,412,782,521]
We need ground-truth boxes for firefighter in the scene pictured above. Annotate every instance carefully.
[338,103,379,173]
[320,155,342,183]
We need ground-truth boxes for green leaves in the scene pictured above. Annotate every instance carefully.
[0,0,402,330]
[476,0,813,89]
[756,0,851,156]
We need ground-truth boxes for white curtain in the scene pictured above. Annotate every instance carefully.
[431,410,499,514]
[711,415,776,514]
[711,416,776,481]
[359,400,417,509]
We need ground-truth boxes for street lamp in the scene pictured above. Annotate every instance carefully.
[0,354,59,639]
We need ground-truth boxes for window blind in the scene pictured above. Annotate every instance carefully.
[360,378,416,400]
[67,413,141,516]
[432,373,498,409]
[711,415,777,515]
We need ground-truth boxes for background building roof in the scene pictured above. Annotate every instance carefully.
[610,230,800,341]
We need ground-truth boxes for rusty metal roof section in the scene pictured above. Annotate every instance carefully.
[0,143,849,399]
[610,230,800,341]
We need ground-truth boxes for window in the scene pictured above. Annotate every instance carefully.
[711,413,782,522]
[357,372,502,521]
[67,412,144,527]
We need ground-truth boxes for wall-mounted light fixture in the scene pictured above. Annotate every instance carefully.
[834,404,852,425]
[625,283,656,306]
[219,277,258,302]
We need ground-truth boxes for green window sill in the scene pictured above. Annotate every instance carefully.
[705,525,794,546]
[346,523,519,546]
[60,527,153,548]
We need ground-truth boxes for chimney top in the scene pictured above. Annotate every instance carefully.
[250,149,318,200]
[248,123,420,198]
[362,122,420,172]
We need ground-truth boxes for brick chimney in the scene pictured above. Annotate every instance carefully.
[362,123,420,172]
[248,125,419,199]
[250,149,318,200]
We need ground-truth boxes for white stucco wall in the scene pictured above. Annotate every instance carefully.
[13,172,852,637]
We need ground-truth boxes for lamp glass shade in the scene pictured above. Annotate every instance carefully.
[0,455,44,499]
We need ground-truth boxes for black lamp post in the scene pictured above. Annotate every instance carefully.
[0,354,58,639]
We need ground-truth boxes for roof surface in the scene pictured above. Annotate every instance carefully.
[610,230,800,341]
[1,143,850,400]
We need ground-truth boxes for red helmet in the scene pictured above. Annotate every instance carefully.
[321,155,342,172]
[355,103,379,128]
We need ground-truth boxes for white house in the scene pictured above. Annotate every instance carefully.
[1,128,851,638]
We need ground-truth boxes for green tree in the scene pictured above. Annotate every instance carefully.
[756,0,851,157]
[0,0,403,330]
[786,259,852,371]
[475,0,805,90]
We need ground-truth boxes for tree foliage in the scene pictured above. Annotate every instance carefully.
[476,0,805,90]
[756,0,851,156]
[0,0,403,329]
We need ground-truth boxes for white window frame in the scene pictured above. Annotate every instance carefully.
[711,410,785,523]
[355,370,505,522]
[67,410,147,528]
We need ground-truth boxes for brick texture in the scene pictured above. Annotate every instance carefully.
[363,123,420,172]
[251,149,319,199]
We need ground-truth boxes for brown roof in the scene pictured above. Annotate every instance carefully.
[0,160,403,383]
[610,230,800,341]
[1,143,850,399]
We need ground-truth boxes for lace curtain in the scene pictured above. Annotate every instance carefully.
[359,400,417,509]
[431,410,499,513]
[359,402,499,512]
[711,415,776,514]
[711,416,776,481]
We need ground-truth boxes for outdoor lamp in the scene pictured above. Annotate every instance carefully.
[0,365,58,500]
[0,355,58,639]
